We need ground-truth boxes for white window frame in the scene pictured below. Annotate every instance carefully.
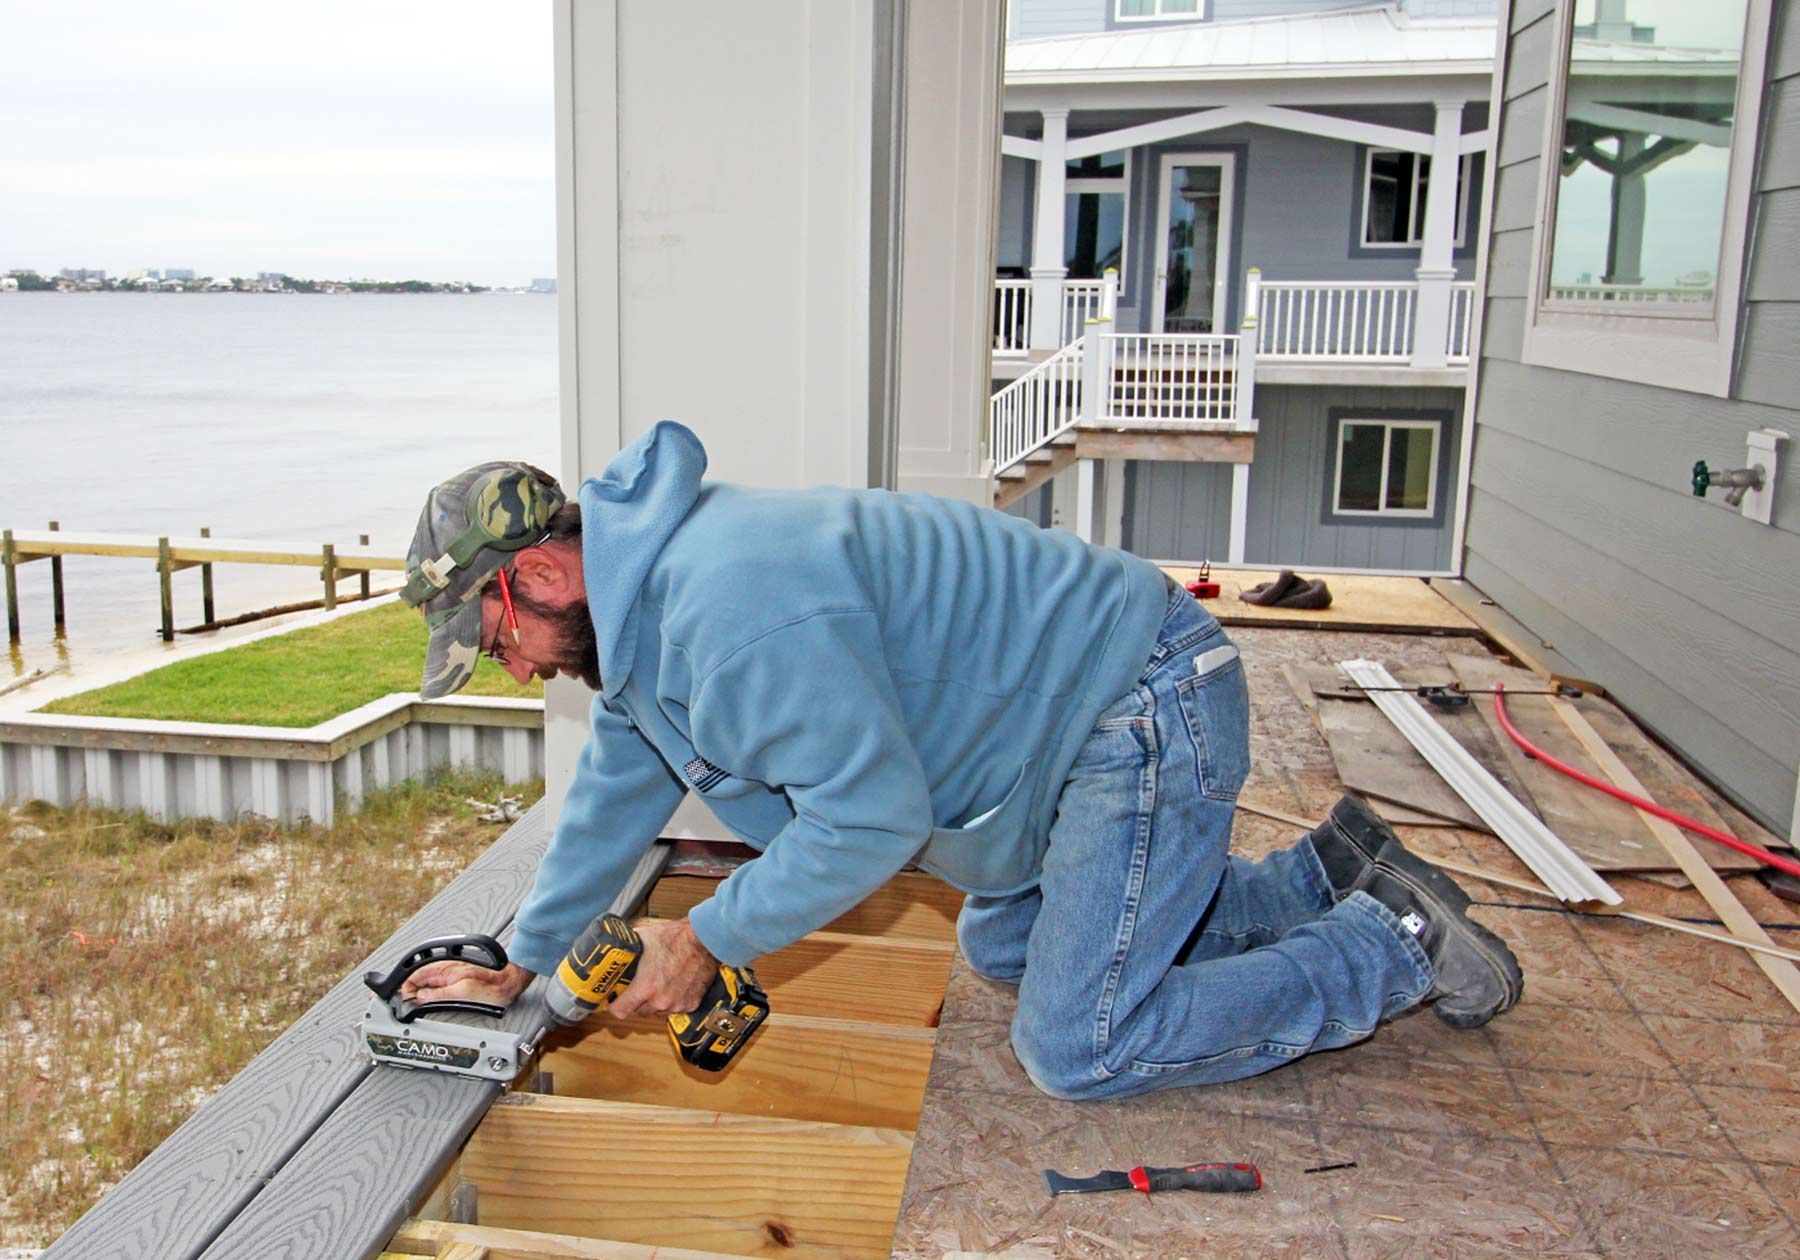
[1332,418,1441,519]
[1518,0,1772,398]
[1065,150,1131,300]
[1360,149,1471,250]
[1115,0,1208,23]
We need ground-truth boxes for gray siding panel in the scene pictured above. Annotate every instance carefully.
[1011,0,1102,39]
[1509,0,1555,34]
[1756,76,1800,193]
[1497,85,1547,168]
[1490,156,1539,233]
[1480,296,1526,361]
[1472,425,1800,652]
[1747,188,1800,299]
[1124,459,1233,561]
[1502,12,1555,101]
[1125,385,1463,570]
[1484,227,1533,299]
[1773,0,1800,82]
[1735,302,1800,410]
[1475,358,1798,536]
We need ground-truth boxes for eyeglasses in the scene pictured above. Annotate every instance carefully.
[484,566,523,665]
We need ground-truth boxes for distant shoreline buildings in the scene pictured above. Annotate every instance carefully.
[0,267,554,294]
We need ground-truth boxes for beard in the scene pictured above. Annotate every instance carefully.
[518,593,602,691]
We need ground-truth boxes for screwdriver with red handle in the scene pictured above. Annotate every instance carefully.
[1043,1161,1262,1197]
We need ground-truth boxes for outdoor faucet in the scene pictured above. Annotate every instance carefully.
[1691,460,1766,508]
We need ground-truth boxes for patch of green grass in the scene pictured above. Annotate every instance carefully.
[41,601,542,727]
[0,772,545,1247]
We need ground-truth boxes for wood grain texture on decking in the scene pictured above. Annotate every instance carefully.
[460,1095,913,1260]
[538,1013,935,1131]
[636,920,953,1027]
[648,870,963,943]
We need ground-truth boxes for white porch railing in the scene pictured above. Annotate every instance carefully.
[993,279,1032,357]
[1448,281,1477,365]
[989,337,1085,473]
[1548,283,1714,304]
[1102,334,1241,426]
[1247,276,1479,366]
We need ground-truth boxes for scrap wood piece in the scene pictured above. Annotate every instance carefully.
[1234,799,1800,966]
[1550,700,1800,1017]
[1449,655,1754,875]
[394,1217,746,1258]
[1339,660,1619,905]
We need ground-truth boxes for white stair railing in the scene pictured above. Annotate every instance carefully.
[989,337,1085,474]
[1060,280,1107,345]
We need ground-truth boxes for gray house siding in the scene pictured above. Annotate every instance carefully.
[1124,384,1465,568]
[1466,0,1800,833]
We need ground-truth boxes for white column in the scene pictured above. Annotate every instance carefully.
[1228,463,1250,565]
[1410,102,1463,370]
[1101,458,1127,550]
[1604,133,1647,285]
[1028,109,1070,352]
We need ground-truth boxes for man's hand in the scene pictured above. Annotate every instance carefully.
[401,959,533,1008]
[608,918,719,1019]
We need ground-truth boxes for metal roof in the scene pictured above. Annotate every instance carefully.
[1005,3,1741,86]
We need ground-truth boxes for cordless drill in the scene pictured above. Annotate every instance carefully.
[546,913,768,1071]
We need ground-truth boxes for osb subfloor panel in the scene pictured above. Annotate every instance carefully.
[1160,567,1477,633]
[892,626,1800,1260]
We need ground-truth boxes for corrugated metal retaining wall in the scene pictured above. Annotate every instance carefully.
[0,695,544,828]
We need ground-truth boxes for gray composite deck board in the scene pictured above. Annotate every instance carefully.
[43,804,554,1260]
[194,841,672,1260]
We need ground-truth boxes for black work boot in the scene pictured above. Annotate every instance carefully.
[1308,796,1524,1028]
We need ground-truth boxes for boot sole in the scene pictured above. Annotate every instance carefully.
[1373,848,1525,1028]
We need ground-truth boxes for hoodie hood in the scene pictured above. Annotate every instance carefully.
[579,420,708,698]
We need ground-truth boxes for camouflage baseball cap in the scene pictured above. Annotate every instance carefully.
[401,462,567,699]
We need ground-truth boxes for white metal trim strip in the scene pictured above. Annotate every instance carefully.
[1338,659,1620,905]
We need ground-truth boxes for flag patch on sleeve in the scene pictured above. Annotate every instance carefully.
[683,756,728,793]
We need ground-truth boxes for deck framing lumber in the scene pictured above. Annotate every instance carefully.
[1551,699,1800,1016]
[537,1012,936,1130]
[391,1218,746,1259]
[456,1095,913,1260]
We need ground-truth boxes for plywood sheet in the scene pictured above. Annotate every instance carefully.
[1449,655,1756,875]
[1163,566,1477,633]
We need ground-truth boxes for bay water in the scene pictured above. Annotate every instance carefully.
[0,293,558,685]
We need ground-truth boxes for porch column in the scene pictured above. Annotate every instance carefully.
[1603,133,1647,285]
[1410,101,1463,370]
[1029,108,1070,351]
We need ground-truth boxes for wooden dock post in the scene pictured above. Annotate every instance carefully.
[157,537,175,642]
[48,521,65,634]
[199,526,216,625]
[321,544,337,612]
[3,529,18,644]
[358,534,371,600]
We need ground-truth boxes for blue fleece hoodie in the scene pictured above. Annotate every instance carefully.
[508,421,1169,972]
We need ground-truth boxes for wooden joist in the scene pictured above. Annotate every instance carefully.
[647,871,963,943]
[537,1012,935,1130]
[391,1218,743,1259]
[456,1095,913,1260]
[634,921,955,1026]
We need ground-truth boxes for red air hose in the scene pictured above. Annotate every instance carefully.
[1491,684,1800,879]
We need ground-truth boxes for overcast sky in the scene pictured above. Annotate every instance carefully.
[0,0,554,286]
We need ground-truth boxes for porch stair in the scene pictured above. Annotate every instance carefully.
[994,433,1077,509]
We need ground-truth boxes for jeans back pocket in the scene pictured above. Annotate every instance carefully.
[1173,637,1250,801]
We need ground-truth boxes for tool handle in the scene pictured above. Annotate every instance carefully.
[1135,1163,1262,1194]
[362,934,508,1001]
[394,998,508,1024]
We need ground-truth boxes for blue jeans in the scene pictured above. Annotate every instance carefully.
[958,583,1434,1100]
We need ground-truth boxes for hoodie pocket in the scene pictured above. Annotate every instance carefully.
[1174,638,1249,801]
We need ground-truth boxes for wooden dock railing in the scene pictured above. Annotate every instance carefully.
[2,526,405,643]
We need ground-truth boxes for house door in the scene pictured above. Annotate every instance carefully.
[1151,154,1235,334]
